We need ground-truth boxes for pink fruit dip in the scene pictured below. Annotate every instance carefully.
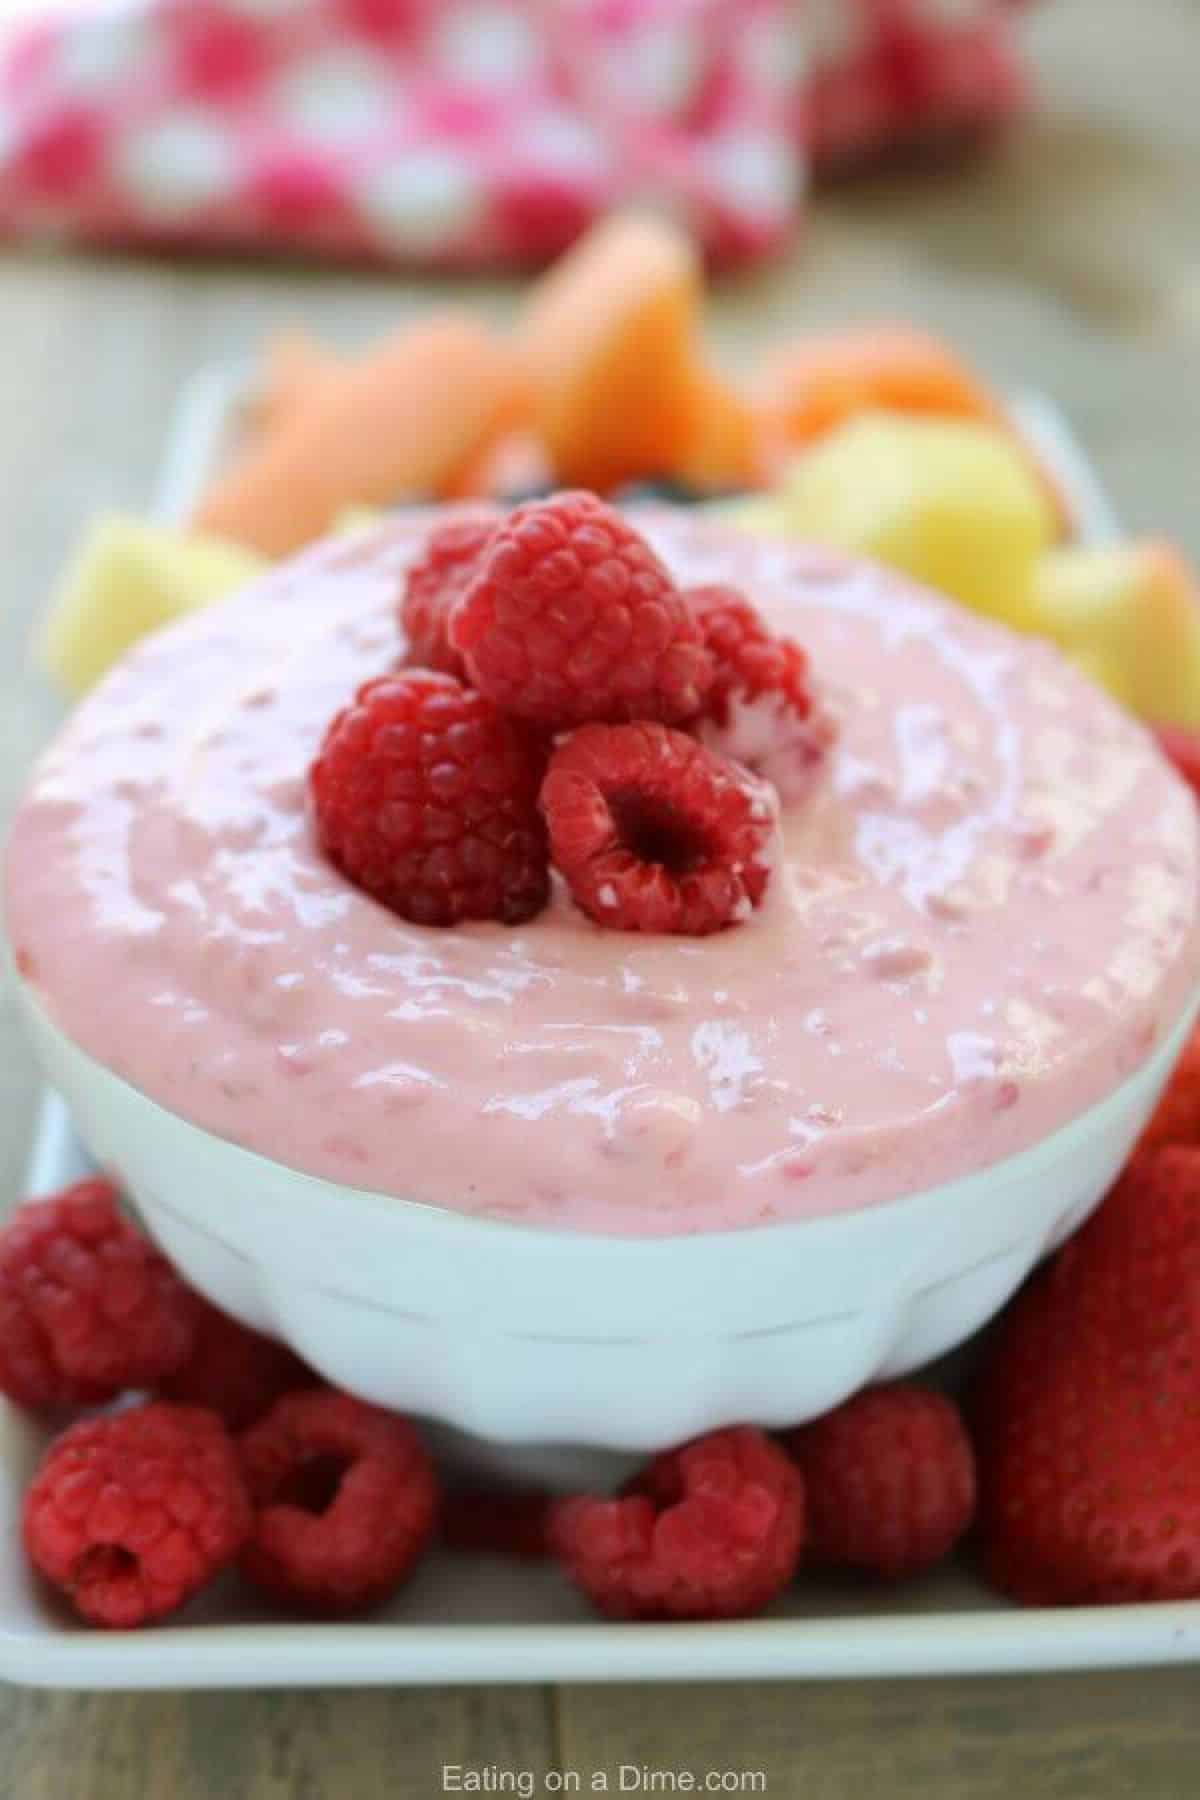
[7,513,1200,1236]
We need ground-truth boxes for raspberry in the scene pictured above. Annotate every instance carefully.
[310,670,550,927]
[784,1383,976,1581]
[160,1294,311,1432]
[400,509,499,677]
[1153,723,1200,801]
[237,1388,437,1615]
[440,1487,554,1559]
[0,1181,194,1413]
[686,585,836,806]
[23,1402,250,1628]
[552,1426,804,1620]
[541,722,777,934]
[449,492,713,728]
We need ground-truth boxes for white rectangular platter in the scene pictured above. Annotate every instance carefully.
[3,373,1196,1689]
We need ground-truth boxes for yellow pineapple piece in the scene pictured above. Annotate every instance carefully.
[704,494,794,535]
[41,516,265,697]
[1030,540,1200,726]
[734,412,1056,627]
[333,507,386,536]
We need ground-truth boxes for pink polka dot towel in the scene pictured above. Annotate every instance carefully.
[0,0,1031,269]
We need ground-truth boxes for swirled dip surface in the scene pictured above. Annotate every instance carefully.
[7,514,1200,1235]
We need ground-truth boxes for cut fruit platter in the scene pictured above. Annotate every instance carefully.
[7,214,1200,1688]
[3,375,1199,1688]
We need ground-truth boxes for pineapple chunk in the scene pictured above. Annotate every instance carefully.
[704,494,794,536]
[1030,540,1200,726]
[41,516,265,697]
[334,507,386,537]
[730,412,1056,627]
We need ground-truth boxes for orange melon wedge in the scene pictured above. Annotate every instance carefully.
[674,365,765,491]
[757,323,1005,448]
[193,315,529,557]
[516,211,702,493]
[441,430,552,502]
[249,328,343,437]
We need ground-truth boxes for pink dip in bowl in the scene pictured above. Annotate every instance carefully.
[7,513,1199,1236]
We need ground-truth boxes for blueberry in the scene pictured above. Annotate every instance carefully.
[496,481,559,507]
[612,477,751,507]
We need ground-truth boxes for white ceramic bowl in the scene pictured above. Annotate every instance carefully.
[14,977,1196,1452]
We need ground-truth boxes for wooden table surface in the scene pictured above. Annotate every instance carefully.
[1,0,1199,1792]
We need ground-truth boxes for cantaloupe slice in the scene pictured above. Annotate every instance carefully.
[441,430,552,502]
[757,323,1004,447]
[516,211,702,492]
[674,366,765,492]
[249,328,343,436]
[1031,540,1200,726]
[192,314,530,556]
[41,516,265,696]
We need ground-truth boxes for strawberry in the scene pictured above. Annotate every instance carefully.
[974,1145,1200,1605]
[1138,1022,1200,1153]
